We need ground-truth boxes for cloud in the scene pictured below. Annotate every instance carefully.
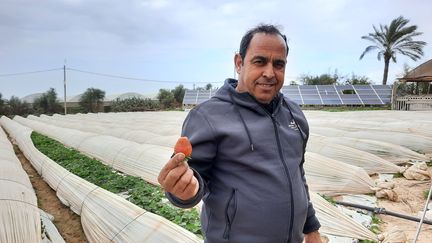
[0,0,431,98]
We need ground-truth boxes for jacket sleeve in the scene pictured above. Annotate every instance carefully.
[300,161,321,234]
[166,107,217,208]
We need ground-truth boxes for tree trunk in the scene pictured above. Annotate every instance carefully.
[382,56,390,85]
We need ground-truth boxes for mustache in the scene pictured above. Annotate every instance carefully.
[255,78,277,85]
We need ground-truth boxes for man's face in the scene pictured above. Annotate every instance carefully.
[235,33,287,104]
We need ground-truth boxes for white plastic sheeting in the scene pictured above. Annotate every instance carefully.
[304,152,374,196]
[309,133,428,163]
[305,110,432,143]
[14,116,171,185]
[0,124,41,243]
[307,136,402,174]
[309,125,432,154]
[40,210,65,243]
[36,111,184,135]
[311,192,377,241]
[0,116,202,243]
[28,113,182,148]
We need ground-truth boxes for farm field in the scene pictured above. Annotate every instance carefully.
[1,110,432,242]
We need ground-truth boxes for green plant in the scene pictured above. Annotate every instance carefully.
[371,214,382,225]
[157,89,176,109]
[31,132,202,236]
[33,88,63,115]
[320,194,336,205]
[393,172,404,178]
[424,189,432,200]
[110,97,159,112]
[79,88,106,113]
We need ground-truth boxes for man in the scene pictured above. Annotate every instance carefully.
[158,24,321,243]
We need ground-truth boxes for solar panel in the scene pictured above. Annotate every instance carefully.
[358,94,380,99]
[183,85,392,106]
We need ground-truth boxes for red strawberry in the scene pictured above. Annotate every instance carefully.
[174,137,192,161]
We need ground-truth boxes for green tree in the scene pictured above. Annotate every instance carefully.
[8,96,32,116]
[360,16,426,85]
[34,88,62,115]
[344,74,371,85]
[79,88,106,113]
[171,85,186,106]
[205,83,213,90]
[157,89,175,109]
[0,93,6,116]
[300,73,339,85]
[395,64,414,96]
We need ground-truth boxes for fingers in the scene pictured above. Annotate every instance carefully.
[172,170,199,201]
[162,165,189,191]
[171,168,194,194]
[181,176,199,200]
[157,152,199,201]
[158,153,186,184]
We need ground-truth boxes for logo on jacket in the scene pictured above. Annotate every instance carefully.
[289,120,299,131]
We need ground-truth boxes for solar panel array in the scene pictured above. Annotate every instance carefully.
[183,85,392,106]
[183,89,217,106]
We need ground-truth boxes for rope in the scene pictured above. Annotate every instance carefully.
[110,210,147,242]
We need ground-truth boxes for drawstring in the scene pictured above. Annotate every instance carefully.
[229,92,255,152]
[227,91,306,153]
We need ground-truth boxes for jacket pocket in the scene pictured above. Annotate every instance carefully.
[223,188,238,240]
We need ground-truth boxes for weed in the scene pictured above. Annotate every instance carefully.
[424,189,432,200]
[320,194,336,205]
[393,172,404,178]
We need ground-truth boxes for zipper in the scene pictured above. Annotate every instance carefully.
[223,188,237,240]
[268,112,295,243]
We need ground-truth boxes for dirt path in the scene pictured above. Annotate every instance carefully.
[12,143,88,243]
[378,172,432,242]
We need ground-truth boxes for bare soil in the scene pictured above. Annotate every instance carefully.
[377,170,432,242]
[13,142,88,243]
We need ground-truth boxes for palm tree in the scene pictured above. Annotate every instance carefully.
[360,16,426,85]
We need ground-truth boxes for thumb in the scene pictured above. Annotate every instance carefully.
[158,153,187,185]
[174,152,186,164]
[159,153,186,181]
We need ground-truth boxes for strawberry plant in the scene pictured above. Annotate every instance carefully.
[31,132,202,236]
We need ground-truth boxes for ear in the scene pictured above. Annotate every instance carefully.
[234,53,242,74]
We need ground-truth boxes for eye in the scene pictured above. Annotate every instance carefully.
[274,61,286,70]
[253,59,264,65]
[252,57,268,66]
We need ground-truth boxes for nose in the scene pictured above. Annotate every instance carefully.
[262,63,275,80]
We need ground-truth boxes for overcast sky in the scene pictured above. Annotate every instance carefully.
[1,0,431,99]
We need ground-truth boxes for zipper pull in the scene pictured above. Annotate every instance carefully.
[271,114,280,126]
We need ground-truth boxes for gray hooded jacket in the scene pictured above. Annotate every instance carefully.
[168,79,320,243]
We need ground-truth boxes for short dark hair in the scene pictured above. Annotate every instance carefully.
[239,24,289,60]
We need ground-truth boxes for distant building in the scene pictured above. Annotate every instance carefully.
[394,59,432,110]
